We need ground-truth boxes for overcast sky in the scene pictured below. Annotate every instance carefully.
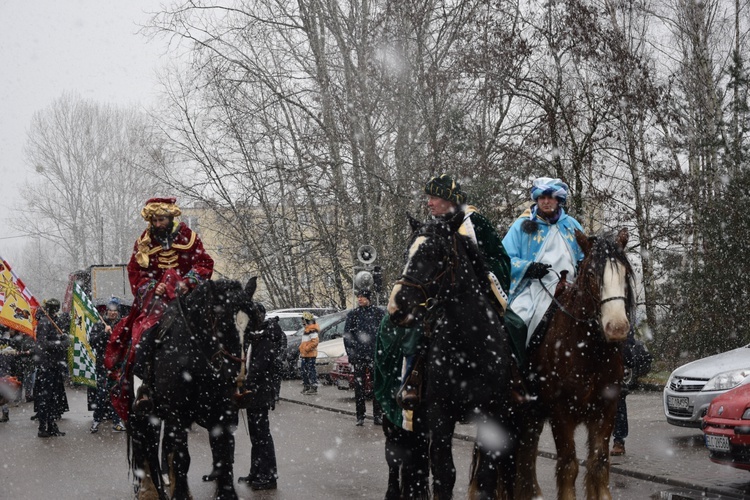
[0,1,169,262]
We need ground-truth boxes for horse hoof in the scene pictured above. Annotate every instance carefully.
[250,480,277,491]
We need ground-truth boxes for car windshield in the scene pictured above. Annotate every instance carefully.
[277,317,304,332]
[318,312,345,329]
[290,312,345,339]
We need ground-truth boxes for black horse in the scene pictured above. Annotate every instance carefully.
[387,214,517,499]
[129,278,260,500]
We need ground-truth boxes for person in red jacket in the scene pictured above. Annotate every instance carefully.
[105,197,214,419]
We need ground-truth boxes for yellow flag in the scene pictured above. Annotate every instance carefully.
[0,256,39,338]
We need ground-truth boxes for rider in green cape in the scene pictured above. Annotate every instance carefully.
[375,174,524,428]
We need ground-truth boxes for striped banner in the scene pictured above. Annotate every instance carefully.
[67,282,98,388]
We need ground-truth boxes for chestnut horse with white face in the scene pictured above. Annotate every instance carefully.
[515,228,635,500]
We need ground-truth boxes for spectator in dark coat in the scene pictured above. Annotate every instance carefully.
[266,312,286,402]
[0,327,19,422]
[237,307,281,491]
[34,299,70,437]
[89,299,125,433]
[344,289,385,426]
[16,332,37,403]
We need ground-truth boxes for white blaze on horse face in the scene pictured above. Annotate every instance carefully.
[235,310,250,352]
[387,236,427,315]
[600,259,629,341]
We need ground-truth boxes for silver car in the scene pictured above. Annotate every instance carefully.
[663,344,750,428]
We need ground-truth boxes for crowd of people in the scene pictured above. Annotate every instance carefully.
[0,174,638,495]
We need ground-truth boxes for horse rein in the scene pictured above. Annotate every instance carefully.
[395,232,459,312]
[175,293,244,378]
[394,232,467,336]
[537,265,629,326]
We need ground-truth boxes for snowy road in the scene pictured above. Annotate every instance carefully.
[0,382,746,499]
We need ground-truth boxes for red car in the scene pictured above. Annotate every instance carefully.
[329,355,373,394]
[702,383,750,471]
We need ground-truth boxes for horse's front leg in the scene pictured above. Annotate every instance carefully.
[209,417,239,500]
[514,408,544,500]
[549,415,579,500]
[429,409,457,500]
[385,406,430,500]
[382,415,405,500]
[584,414,615,500]
[164,422,191,500]
[130,413,168,500]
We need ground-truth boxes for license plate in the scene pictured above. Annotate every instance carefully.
[705,434,730,452]
[337,379,350,389]
[668,396,689,410]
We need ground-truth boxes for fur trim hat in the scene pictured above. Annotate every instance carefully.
[140,197,182,222]
[424,174,467,205]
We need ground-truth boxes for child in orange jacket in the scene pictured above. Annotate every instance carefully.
[299,312,319,395]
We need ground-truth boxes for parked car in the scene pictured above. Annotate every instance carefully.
[663,344,750,428]
[283,310,348,378]
[312,337,346,384]
[702,383,750,471]
[330,355,373,394]
[268,308,340,337]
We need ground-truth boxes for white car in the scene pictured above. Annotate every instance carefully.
[663,344,750,428]
[267,308,339,336]
[312,337,347,383]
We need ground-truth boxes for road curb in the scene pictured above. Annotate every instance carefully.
[280,393,745,499]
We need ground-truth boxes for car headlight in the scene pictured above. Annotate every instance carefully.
[742,408,750,420]
[702,369,750,391]
[317,352,329,359]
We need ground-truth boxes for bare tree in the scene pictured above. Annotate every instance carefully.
[146,0,515,307]
[15,93,165,293]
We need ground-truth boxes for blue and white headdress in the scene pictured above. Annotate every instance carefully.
[523,177,568,232]
[530,177,568,203]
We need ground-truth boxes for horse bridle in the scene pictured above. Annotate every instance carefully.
[174,288,244,377]
[394,231,460,324]
[539,260,630,326]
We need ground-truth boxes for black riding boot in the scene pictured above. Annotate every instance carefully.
[48,420,66,437]
[38,420,50,438]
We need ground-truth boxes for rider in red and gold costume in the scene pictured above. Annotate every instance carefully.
[105,197,214,419]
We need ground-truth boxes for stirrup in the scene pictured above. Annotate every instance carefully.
[396,384,421,411]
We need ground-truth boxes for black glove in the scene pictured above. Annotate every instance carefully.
[525,262,551,280]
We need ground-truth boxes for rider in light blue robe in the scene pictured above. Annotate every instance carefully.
[502,177,585,349]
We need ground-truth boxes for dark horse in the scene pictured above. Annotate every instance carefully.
[129,278,260,500]
[515,229,635,500]
[387,214,517,499]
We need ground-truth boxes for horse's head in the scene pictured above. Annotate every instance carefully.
[184,277,260,361]
[387,213,466,326]
[575,228,634,342]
